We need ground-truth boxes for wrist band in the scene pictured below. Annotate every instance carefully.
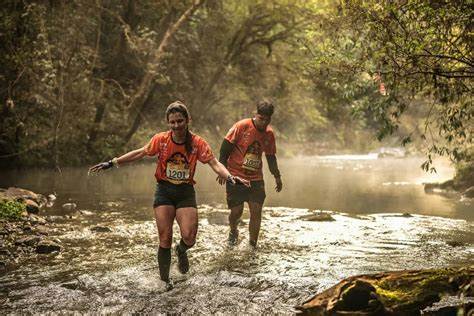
[111,157,119,168]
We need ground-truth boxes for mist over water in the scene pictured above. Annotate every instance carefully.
[1,155,472,313]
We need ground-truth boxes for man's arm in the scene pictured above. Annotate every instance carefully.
[219,139,234,167]
[216,139,235,184]
[265,154,282,192]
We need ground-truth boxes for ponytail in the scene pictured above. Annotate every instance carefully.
[185,129,193,154]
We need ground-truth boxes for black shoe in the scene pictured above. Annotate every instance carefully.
[165,279,174,291]
[175,245,189,274]
[228,230,239,247]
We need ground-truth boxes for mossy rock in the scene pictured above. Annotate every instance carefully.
[0,200,26,221]
[296,267,473,315]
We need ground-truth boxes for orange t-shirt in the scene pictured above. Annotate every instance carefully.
[224,118,276,181]
[144,131,214,184]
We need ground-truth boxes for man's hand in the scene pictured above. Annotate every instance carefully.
[88,161,113,174]
[275,176,283,192]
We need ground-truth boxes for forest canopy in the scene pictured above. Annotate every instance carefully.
[1,0,472,171]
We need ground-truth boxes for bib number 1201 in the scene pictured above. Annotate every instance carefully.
[167,168,189,180]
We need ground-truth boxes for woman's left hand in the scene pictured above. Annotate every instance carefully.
[228,175,250,187]
[216,175,227,185]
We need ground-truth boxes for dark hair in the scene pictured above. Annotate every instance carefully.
[256,99,274,116]
[165,101,193,154]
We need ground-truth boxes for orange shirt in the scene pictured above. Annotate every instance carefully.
[225,118,276,181]
[145,131,214,184]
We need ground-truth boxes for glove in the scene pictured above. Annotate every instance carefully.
[88,160,114,174]
[227,175,250,187]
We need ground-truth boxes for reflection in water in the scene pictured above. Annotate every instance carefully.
[1,156,469,219]
[0,156,473,313]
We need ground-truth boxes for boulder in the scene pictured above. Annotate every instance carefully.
[15,235,41,247]
[296,267,473,315]
[28,214,47,225]
[36,240,61,254]
[334,280,378,310]
[25,199,40,214]
[299,212,335,222]
[4,187,47,207]
[62,203,77,211]
[33,225,49,235]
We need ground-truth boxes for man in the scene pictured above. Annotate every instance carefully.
[218,99,283,248]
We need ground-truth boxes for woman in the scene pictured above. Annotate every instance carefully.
[89,101,249,290]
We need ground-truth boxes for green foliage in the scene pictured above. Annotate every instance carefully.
[0,200,25,221]
[0,0,470,169]
[452,147,474,190]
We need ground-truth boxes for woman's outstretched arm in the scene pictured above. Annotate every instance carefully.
[88,146,148,173]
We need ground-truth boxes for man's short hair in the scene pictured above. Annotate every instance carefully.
[256,99,274,116]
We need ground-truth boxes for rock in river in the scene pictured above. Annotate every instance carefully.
[62,203,77,211]
[25,199,40,214]
[299,211,335,222]
[36,240,61,254]
[90,225,112,233]
[296,267,473,315]
[15,235,41,247]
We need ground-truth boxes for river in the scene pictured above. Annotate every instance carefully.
[1,155,473,314]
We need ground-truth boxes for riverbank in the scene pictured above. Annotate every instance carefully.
[0,187,61,271]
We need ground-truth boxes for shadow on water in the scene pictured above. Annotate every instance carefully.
[1,156,473,313]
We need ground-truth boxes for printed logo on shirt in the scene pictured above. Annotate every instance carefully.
[242,141,262,173]
[165,152,190,184]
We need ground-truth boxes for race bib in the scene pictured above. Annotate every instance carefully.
[242,153,261,172]
[166,163,190,183]
[165,152,191,184]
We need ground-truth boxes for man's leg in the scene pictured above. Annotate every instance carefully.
[248,201,263,247]
[175,207,198,274]
[229,204,244,234]
[154,205,176,285]
[228,204,244,245]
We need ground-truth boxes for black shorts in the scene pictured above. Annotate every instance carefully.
[153,180,197,209]
[226,180,266,208]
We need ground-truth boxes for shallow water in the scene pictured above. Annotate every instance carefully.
[1,156,473,314]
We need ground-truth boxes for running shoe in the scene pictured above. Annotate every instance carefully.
[175,245,189,274]
[228,230,239,246]
[165,279,174,291]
